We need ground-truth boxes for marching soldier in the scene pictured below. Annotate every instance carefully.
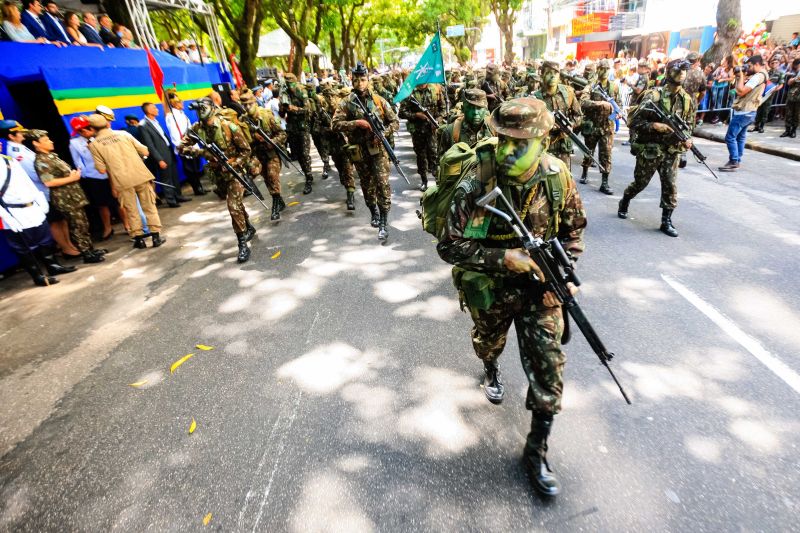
[239,89,288,221]
[437,98,586,497]
[618,59,696,237]
[280,74,315,194]
[437,89,492,157]
[180,98,256,262]
[579,59,619,194]
[317,83,356,210]
[332,63,399,241]
[534,61,583,171]
[399,82,445,191]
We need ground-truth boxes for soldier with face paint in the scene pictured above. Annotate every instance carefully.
[437,89,493,157]
[399,82,446,191]
[438,98,587,498]
[180,97,256,262]
[618,59,696,237]
[579,59,619,194]
[534,61,583,171]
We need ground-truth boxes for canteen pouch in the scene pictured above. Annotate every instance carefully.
[345,144,363,162]
[366,143,381,156]
[452,267,495,312]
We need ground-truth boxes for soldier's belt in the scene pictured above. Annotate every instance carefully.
[4,202,34,208]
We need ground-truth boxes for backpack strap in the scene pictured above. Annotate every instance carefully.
[540,154,568,240]
[453,118,463,144]
[371,93,386,122]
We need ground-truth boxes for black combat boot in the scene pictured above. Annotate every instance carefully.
[133,236,147,249]
[322,159,331,180]
[579,166,589,184]
[368,204,380,228]
[271,194,283,221]
[18,253,58,286]
[660,208,678,237]
[780,126,791,138]
[482,360,505,404]
[791,127,797,139]
[598,173,614,195]
[151,233,166,247]
[243,221,257,242]
[303,174,313,194]
[346,191,355,211]
[678,153,687,168]
[419,175,428,192]
[82,250,105,264]
[236,233,251,263]
[617,194,632,219]
[377,209,389,241]
[522,414,560,497]
[37,248,77,276]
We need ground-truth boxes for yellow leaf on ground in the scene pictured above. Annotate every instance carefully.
[287,201,300,207]
[129,380,148,388]
[203,513,212,525]
[170,353,195,374]
[195,344,214,351]
[271,251,281,260]
[189,417,197,434]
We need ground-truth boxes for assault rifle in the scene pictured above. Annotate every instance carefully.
[476,186,632,405]
[552,109,606,173]
[592,83,627,125]
[240,115,303,175]
[638,100,719,180]
[185,130,270,211]
[407,95,440,128]
[560,70,588,90]
[352,93,410,185]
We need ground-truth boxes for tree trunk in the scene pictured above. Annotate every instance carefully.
[499,19,514,63]
[290,40,306,75]
[703,0,742,66]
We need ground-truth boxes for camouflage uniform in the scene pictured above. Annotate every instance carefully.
[280,78,315,190]
[34,152,93,253]
[534,74,583,170]
[248,105,286,196]
[399,84,445,185]
[620,80,695,235]
[332,89,399,213]
[317,89,355,192]
[182,116,251,235]
[437,98,586,497]
[437,89,493,157]
[481,65,508,112]
[783,70,800,136]
[579,71,619,178]
[219,106,262,184]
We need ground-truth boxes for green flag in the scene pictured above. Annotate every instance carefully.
[393,31,445,104]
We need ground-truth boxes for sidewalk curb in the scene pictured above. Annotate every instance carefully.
[693,127,800,162]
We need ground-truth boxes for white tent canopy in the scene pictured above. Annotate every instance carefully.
[257,29,324,58]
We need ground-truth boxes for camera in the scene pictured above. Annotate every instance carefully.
[733,65,748,75]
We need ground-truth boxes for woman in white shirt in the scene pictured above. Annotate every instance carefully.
[2,1,47,43]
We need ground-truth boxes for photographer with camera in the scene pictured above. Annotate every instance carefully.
[719,56,768,172]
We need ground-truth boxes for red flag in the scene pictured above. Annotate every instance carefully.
[229,54,244,89]
[145,47,164,101]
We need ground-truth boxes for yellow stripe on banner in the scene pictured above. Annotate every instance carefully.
[53,88,212,116]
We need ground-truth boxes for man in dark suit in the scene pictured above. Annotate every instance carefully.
[20,0,50,41]
[79,12,105,46]
[98,14,121,48]
[41,1,70,43]
[138,102,190,207]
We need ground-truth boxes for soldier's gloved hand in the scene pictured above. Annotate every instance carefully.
[503,248,544,281]
[353,119,372,130]
[543,283,578,308]
[598,101,613,113]
[650,122,672,134]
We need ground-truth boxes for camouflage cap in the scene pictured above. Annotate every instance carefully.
[488,98,553,139]
[462,89,488,108]
[597,59,612,69]
[583,63,596,73]
[25,129,49,141]
[540,60,560,73]
[686,52,701,63]
[284,73,298,83]
[638,59,650,68]
[239,89,257,105]
[486,63,499,73]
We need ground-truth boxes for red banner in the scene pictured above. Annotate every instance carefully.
[229,55,244,89]
[145,47,164,101]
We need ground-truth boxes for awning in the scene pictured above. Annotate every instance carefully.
[257,29,324,58]
[567,30,621,44]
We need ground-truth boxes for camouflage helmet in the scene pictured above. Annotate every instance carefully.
[638,59,650,69]
[686,52,701,63]
[488,98,553,139]
[462,89,488,108]
[486,63,499,73]
[540,60,560,74]
[284,73,298,83]
[239,89,257,106]
[597,59,612,70]
[583,63,596,73]
[25,129,49,142]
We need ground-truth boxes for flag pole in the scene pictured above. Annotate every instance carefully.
[438,20,449,115]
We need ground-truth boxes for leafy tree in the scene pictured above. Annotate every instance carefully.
[489,0,522,64]
[265,0,324,75]
[208,0,266,86]
[703,0,742,66]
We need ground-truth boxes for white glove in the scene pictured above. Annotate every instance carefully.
[0,209,24,232]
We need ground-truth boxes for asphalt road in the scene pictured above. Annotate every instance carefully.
[1,122,799,532]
